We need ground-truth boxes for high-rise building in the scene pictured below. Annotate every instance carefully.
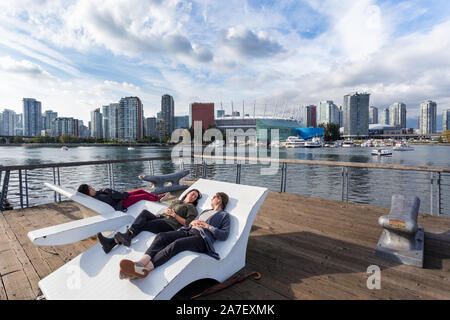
[189,102,215,130]
[108,103,119,140]
[43,110,58,130]
[419,100,437,134]
[343,92,370,137]
[174,116,189,129]
[389,102,407,128]
[90,108,103,138]
[1,109,16,136]
[14,114,23,136]
[443,109,450,132]
[144,117,158,139]
[23,98,42,136]
[304,105,316,127]
[116,97,144,141]
[161,94,175,137]
[369,106,378,124]
[101,105,110,139]
[318,101,339,125]
[380,108,390,125]
[51,117,80,137]
[336,106,344,128]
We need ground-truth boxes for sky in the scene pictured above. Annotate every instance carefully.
[0,0,449,127]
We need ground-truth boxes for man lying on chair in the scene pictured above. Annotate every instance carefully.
[119,192,230,280]
[77,184,167,212]
[96,189,202,253]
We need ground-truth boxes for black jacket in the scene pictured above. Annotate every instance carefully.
[93,188,130,211]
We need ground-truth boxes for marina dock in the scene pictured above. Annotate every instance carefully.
[1,190,449,300]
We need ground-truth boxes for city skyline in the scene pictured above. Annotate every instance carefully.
[0,1,450,125]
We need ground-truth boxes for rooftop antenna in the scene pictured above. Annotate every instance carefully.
[242,100,245,119]
[253,100,256,119]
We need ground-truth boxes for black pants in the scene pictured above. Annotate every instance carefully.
[129,210,173,236]
[145,229,207,268]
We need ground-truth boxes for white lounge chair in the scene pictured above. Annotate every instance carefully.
[27,182,168,246]
[34,179,269,300]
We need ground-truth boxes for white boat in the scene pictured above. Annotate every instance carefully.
[371,148,392,156]
[284,136,306,148]
[304,137,322,148]
[324,142,337,148]
[361,139,376,147]
[393,141,414,151]
[127,147,135,150]
[342,140,355,148]
[61,146,69,151]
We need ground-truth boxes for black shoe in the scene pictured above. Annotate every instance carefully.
[97,233,117,254]
[114,230,133,247]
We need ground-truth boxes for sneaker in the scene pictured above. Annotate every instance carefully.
[97,233,117,254]
[119,260,150,279]
[119,270,137,280]
[114,230,132,247]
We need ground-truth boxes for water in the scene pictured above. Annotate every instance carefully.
[0,145,449,215]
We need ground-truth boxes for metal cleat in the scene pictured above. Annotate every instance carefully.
[375,194,424,268]
[139,169,190,195]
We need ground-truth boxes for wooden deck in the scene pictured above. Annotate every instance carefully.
[1,191,449,300]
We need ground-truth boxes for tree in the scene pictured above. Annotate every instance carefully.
[319,123,340,141]
[443,130,450,143]
[13,136,24,144]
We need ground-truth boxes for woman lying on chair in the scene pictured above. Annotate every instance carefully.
[118,192,230,280]
[77,184,166,212]
[97,189,202,253]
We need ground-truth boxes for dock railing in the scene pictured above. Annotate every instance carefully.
[193,155,450,216]
[0,157,171,211]
[1,155,449,216]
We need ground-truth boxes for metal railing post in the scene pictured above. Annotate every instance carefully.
[437,172,441,216]
[57,167,61,202]
[179,159,184,171]
[0,169,10,211]
[280,162,286,192]
[111,164,115,190]
[346,167,349,203]
[430,172,434,215]
[341,167,345,202]
[53,167,57,202]
[202,160,207,179]
[25,169,29,208]
[18,170,24,209]
[282,163,288,192]
[236,163,242,184]
[149,161,154,175]
[107,164,112,189]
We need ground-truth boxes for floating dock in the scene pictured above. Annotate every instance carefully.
[0,191,449,300]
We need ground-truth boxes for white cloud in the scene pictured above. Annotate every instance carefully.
[0,0,449,126]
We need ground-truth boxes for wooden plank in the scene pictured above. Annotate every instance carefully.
[1,191,449,300]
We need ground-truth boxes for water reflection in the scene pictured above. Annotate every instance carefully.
[0,145,449,215]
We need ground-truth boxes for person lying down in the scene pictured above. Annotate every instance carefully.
[118,192,230,280]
